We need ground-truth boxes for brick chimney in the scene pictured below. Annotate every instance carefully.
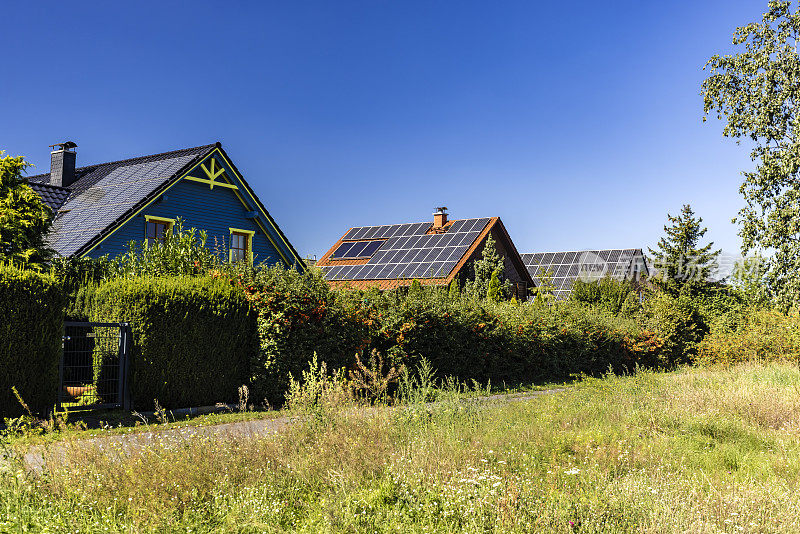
[49,141,77,187]
[433,206,448,229]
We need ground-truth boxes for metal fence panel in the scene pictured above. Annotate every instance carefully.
[60,322,131,410]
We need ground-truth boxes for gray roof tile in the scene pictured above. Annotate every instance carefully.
[26,144,215,256]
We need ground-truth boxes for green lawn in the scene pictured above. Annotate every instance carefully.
[3,363,800,532]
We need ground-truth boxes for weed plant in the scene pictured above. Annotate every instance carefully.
[4,363,800,532]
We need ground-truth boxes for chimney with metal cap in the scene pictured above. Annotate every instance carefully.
[433,206,448,229]
[49,141,77,187]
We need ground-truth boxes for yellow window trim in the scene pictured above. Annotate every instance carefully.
[144,216,176,248]
[144,215,176,226]
[229,227,255,263]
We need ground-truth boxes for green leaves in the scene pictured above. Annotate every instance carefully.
[702,0,800,311]
[465,234,511,300]
[0,151,53,265]
[113,219,218,278]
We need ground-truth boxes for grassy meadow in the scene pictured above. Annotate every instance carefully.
[2,363,800,532]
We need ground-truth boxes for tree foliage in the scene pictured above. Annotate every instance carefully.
[0,151,53,264]
[465,234,507,299]
[702,0,800,310]
[648,204,720,288]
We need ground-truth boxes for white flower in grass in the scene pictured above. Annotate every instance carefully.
[564,467,580,475]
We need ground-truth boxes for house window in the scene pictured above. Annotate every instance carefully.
[231,232,248,261]
[145,217,175,245]
[229,228,255,263]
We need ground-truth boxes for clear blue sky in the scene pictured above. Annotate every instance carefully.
[2,1,764,259]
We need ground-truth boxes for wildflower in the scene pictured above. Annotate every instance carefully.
[564,467,580,475]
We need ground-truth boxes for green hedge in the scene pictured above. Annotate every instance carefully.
[85,276,257,409]
[0,264,64,416]
[235,267,665,403]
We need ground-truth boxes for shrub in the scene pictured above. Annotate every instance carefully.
[638,289,706,366]
[227,267,668,403]
[698,308,800,365]
[569,277,639,316]
[238,266,371,405]
[361,286,663,385]
[0,264,64,416]
[113,220,224,278]
[84,276,257,409]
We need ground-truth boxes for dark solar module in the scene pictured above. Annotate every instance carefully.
[362,240,383,256]
[521,248,646,300]
[324,218,491,282]
[331,242,355,258]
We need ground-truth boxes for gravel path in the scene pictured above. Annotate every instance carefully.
[16,388,566,472]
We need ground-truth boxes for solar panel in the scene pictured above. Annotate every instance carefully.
[330,239,385,259]
[522,249,647,300]
[331,242,355,258]
[324,218,491,282]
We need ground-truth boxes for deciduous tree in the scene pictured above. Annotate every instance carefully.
[0,151,52,264]
[702,0,800,310]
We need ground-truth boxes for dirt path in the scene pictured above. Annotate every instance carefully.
[17,388,567,472]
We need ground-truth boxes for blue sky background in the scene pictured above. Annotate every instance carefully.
[2,1,765,259]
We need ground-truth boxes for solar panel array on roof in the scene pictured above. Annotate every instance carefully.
[521,249,646,300]
[322,217,491,281]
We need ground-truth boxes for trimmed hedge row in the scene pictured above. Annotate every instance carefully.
[0,264,65,416]
[83,276,257,409]
[235,268,665,404]
[64,267,667,409]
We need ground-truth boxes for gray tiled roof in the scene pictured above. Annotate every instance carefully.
[28,182,71,212]
[27,145,215,257]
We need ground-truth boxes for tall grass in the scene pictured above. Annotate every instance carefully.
[4,364,800,532]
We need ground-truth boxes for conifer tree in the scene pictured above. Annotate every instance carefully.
[465,234,505,299]
[448,277,460,299]
[486,269,501,301]
[648,204,720,287]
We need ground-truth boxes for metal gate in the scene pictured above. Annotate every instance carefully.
[59,322,132,411]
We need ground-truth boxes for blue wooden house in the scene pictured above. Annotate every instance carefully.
[27,141,304,269]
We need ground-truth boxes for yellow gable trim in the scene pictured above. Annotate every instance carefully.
[80,150,294,267]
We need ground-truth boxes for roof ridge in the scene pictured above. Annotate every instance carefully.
[523,248,641,255]
[25,143,217,180]
[347,216,490,229]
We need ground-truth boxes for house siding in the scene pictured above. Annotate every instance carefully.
[84,178,287,266]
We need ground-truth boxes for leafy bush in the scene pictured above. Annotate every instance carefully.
[637,289,706,366]
[228,267,667,404]
[84,276,257,409]
[569,277,639,316]
[698,309,800,365]
[113,219,223,278]
[236,266,371,405]
[0,264,64,415]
